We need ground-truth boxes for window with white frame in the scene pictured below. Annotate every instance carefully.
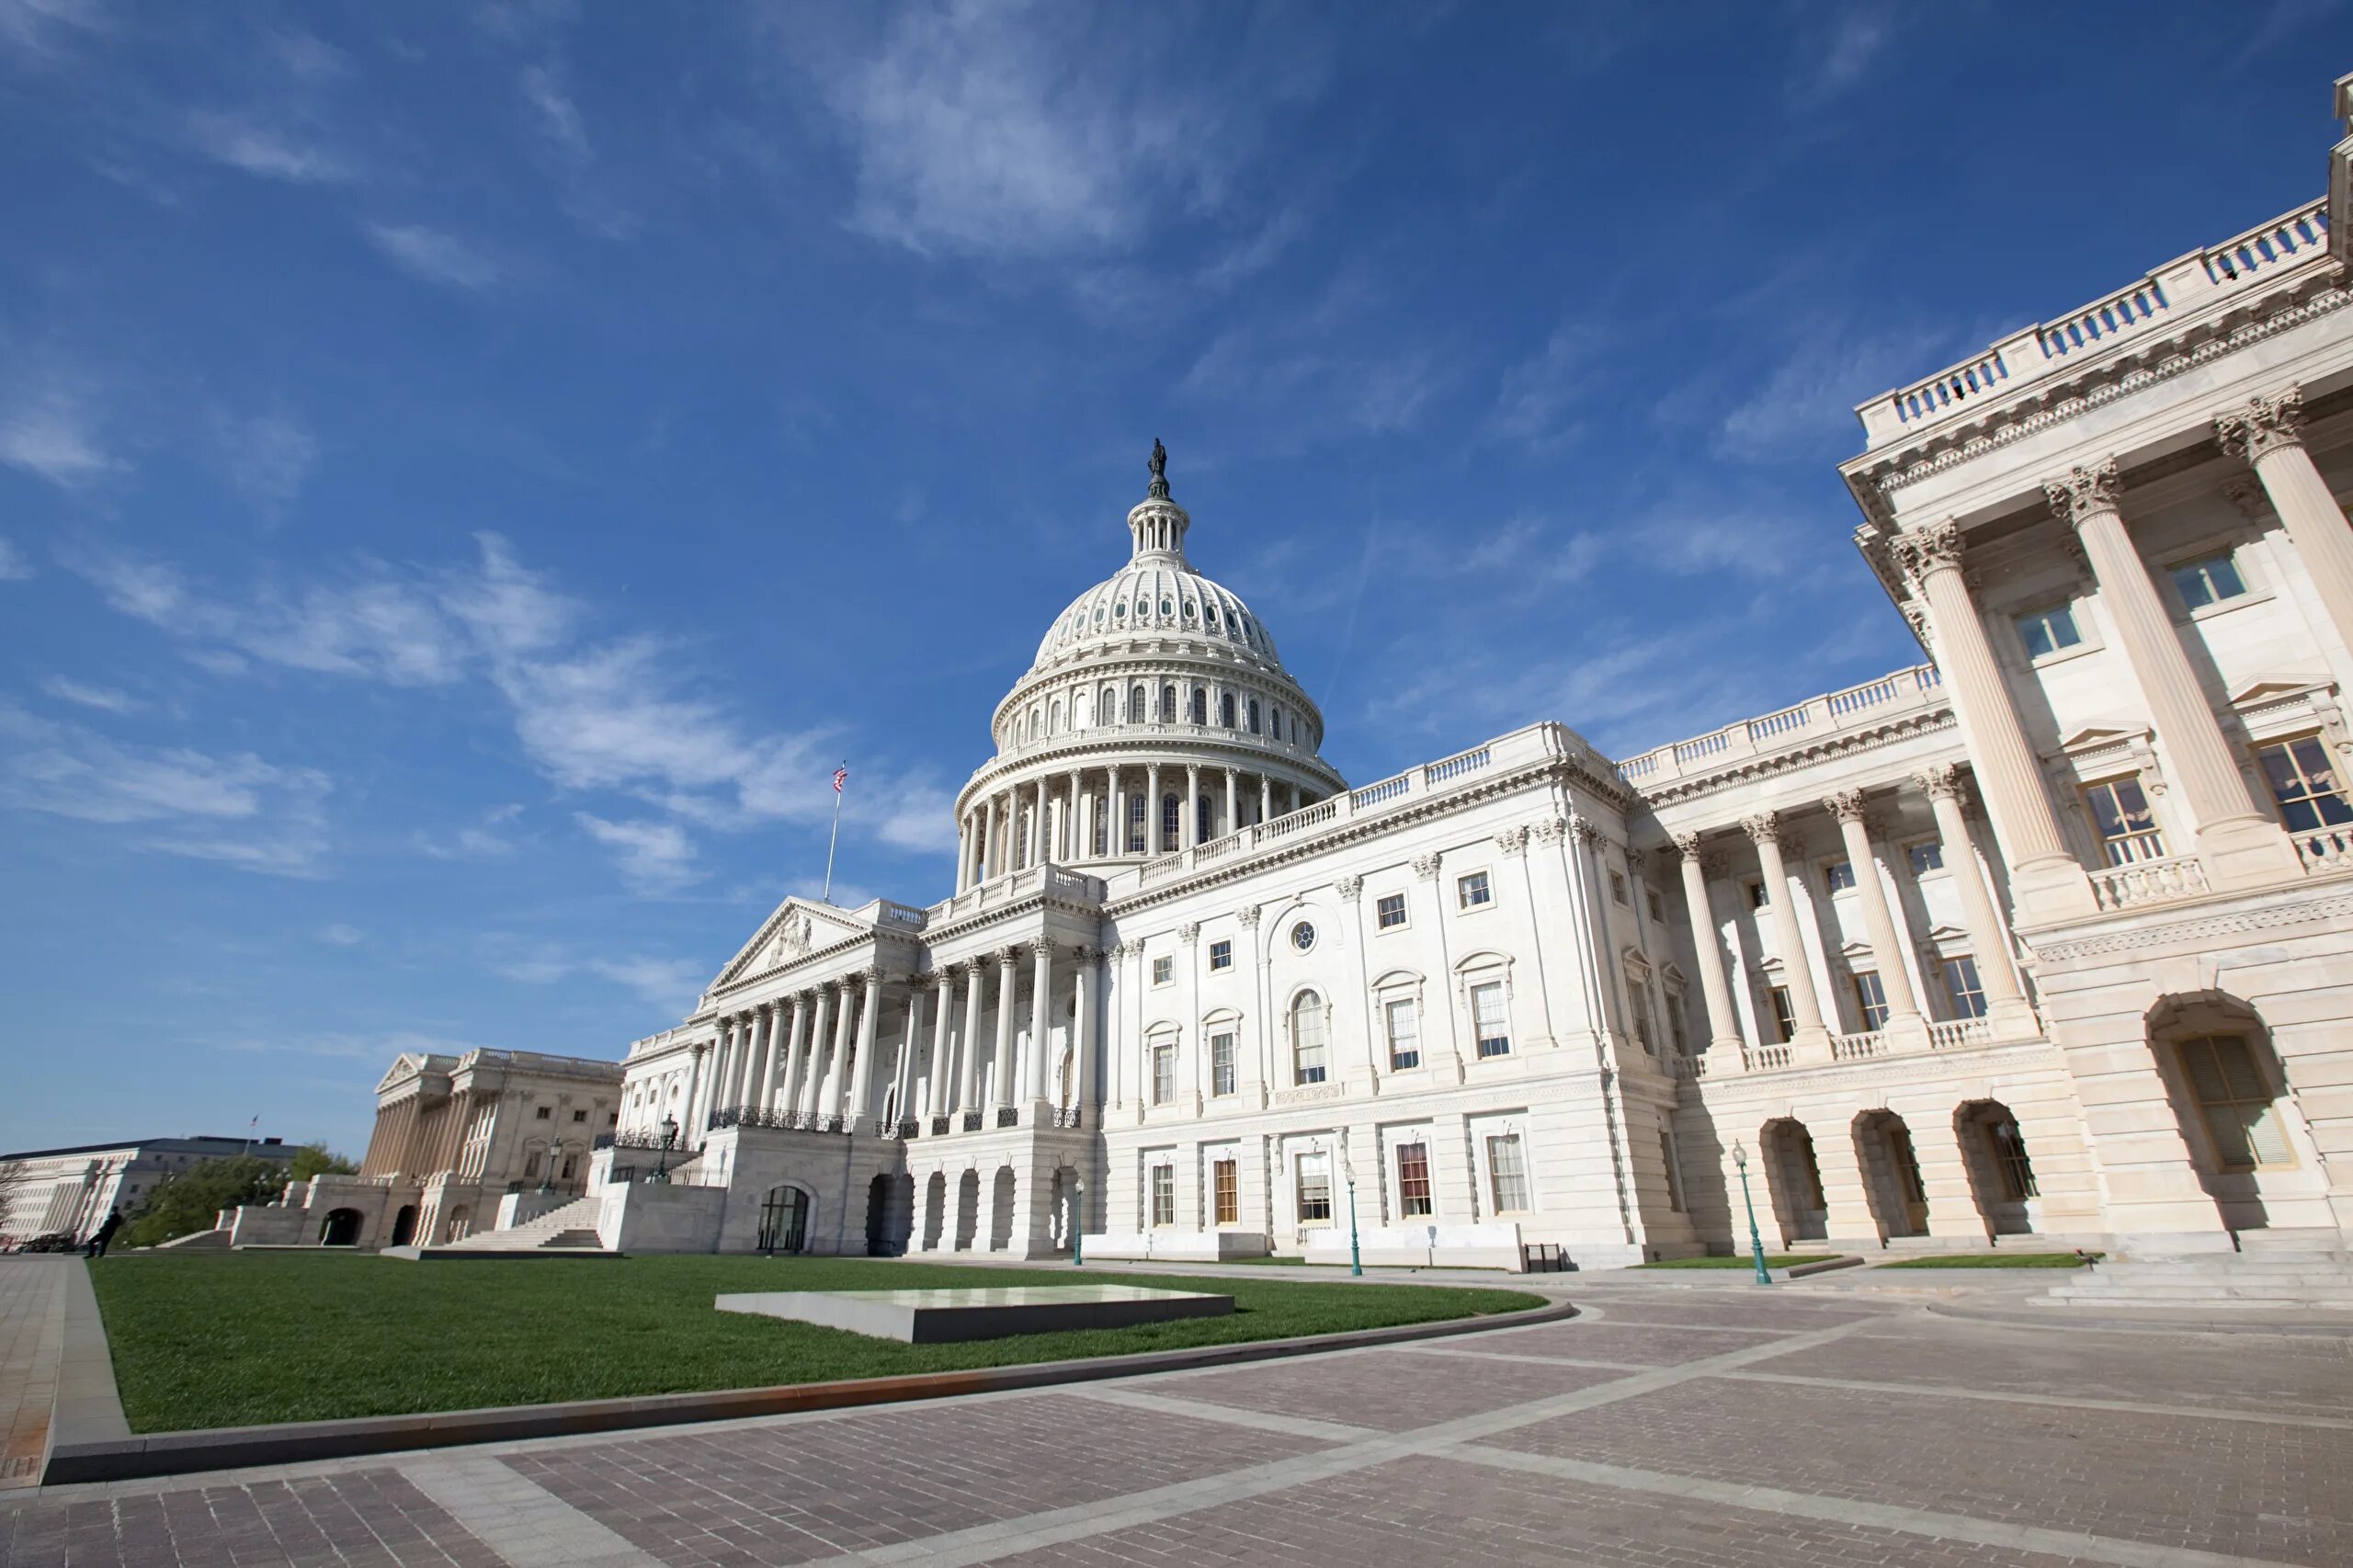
[1384,997,1420,1071]
[1153,955,1174,985]
[1823,860,1857,892]
[1666,987,1689,1054]
[1627,983,1655,1052]
[1212,1158,1239,1224]
[1645,887,1665,923]
[2015,602,2083,659]
[1457,870,1493,909]
[1470,980,1510,1058]
[1209,938,1233,971]
[1485,1133,1531,1213]
[1211,1031,1236,1097]
[2177,1035,2292,1170]
[1767,985,1795,1042]
[1151,1043,1176,1106]
[1160,793,1180,850]
[1908,840,1945,875]
[1376,892,1408,930]
[1291,991,1329,1085]
[2082,777,2165,864]
[1127,793,1146,853]
[1295,1150,1334,1224]
[1851,971,1890,1031]
[2170,551,2247,610]
[1942,956,1986,1019]
[1395,1142,1433,1218]
[1150,1164,1176,1226]
[2255,734,2353,835]
[1608,870,1628,904]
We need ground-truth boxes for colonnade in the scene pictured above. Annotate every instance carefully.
[957,763,1326,888]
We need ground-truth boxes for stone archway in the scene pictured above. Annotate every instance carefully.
[319,1208,363,1247]
[441,1205,473,1244]
[1758,1119,1827,1244]
[758,1185,812,1255]
[1853,1109,1928,1239]
[954,1170,981,1250]
[1955,1100,2036,1237]
[989,1167,1017,1251]
[388,1205,418,1247]
[921,1172,947,1251]
[866,1176,893,1256]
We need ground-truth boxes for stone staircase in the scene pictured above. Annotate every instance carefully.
[2046,1235,2353,1311]
[439,1196,609,1253]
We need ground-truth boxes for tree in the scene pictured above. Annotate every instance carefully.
[286,1143,358,1182]
[119,1156,287,1249]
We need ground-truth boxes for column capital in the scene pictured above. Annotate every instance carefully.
[1237,902,1264,926]
[2215,385,2303,463]
[1888,517,1963,581]
[1176,921,1200,946]
[995,944,1022,968]
[1670,829,1703,861]
[1912,761,1964,802]
[1412,851,1443,880]
[1740,811,1782,849]
[1332,875,1363,903]
[2043,457,2121,527]
[1533,816,1569,846]
[909,971,939,991]
[1494,824,1531,858]
[1823,789,1869,825]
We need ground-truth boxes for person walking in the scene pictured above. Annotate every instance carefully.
[84,1207,124,1259]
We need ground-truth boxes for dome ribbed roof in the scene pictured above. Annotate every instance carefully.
[1031,563,1279,670]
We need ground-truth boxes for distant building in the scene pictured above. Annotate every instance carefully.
[0,1135,296,1245]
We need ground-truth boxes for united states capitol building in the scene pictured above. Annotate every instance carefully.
[317,76,2353,1272]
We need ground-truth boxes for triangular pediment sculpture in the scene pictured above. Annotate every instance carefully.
[708,897,876,991]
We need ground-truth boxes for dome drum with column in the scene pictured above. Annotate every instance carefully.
[953,450,1347,889]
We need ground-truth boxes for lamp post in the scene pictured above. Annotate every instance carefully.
[1339,1151,1362,1278]
[1732,1139,1772,1286]
[650,1115,678,1185]
[1072,1173,1086,1267]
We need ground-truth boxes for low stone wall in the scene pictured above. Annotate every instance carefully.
[597,1182,727,1253]
[1306,1221,1526,1272]
[1083,1230,1271,1262]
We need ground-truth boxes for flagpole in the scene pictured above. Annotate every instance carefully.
[822,760,846,904]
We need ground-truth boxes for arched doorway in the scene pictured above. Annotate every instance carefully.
[758,1185,811,1255]
[1853,1110,1928,1239]
[2148,993,2308,1233]
[989,1167,1017,1250]
[1045,1168,1071,1252]
[441,1205,473,1244]
[921,1172,947,1251]
[1955,1101,2036,1237]
[865,1176,893,1256]
[1758,1119,1827,1243]
[954,1170,981,1250]
[319,1209,363,1246]
[388,1205,418,1247]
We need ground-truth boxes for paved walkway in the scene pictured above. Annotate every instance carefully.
[5,1271,2351,1567]
[0,1261,68,1493]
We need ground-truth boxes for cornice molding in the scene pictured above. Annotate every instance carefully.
[1630,708,1961,809]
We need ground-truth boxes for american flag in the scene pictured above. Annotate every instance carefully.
[833,766,848,793]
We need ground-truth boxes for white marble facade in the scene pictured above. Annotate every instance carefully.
[574,75,2353,1268]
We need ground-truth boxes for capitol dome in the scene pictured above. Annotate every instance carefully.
[950,444,1347,888]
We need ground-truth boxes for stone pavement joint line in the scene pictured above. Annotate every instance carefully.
[0,1261,67,1492]
[1063,1386,1377,1444]
[1720,1367,2353,1431]
[402,1452,661,1568]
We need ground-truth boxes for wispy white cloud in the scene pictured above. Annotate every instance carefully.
[1712,323,1943,460]
[186,108,353,184]
[1788,5,1896,108]
[574,812,699,893]
[0,387,119,490]
[220,1028,485,1063]
[414,803,525,862]
[520,62,589,162]
[476,931,705,1012]
[363,222,508,291]
[316,922,364,946]
[1180,326,1442,445]
[212,409,319,516]
[0,0,108,62]
[264,28,347,83]
[589,953,706,1010]
[1491,324,1600,451]
[0,538,30,581]
[39,675,141,713]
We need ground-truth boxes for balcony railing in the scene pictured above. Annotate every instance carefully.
[2089,855,2210,912]
[1830,1031,1887,1062]
[1927,1017,1995,1051]
[1617,664,1943,787]
[2293,826,2353,873]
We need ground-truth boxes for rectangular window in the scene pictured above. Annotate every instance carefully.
[1212,1158,1238,1225]
[1458,871,1493,909]
[571,1108,587,1122]
[2083,777,2165,864]
[1211,1031,1236,1097]
[1209,939,1233,971]
[1989,1119,2039,1200]
[1396,1142,1433,1218]
[1471,981,1510,1058]
[1746,880,1769,909]
[1667,990,1689,1054]
[2178,1035,2292,1170]
[1908,840,1945,875]
[1486,1133,1531,1213]
[1645,888,1665,924]
[2015,603,2083,659]
[1768,985,1795,1043]
[1824,860,1857,892]
[1384,997,1421,1071]
[1943,956,1987,1020]
[1296,1152,1333,1224]
[1127,794,1146,853]
[1153,955,1174,985]
[2256,734,2353,834]
[1151,1044,1176,1106]
[534,1106,551,1120]
[1628,985,1654,1052]
[2171,551,2247,611]
[1376,892,1408,930]
[1160,793,1180,851]
[1150,1165,1176,1227]
[1852,971,1890,1031]
[1658,1129,1686,1212]
[1608,870,1628,904]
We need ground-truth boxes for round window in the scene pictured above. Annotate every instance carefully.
[1290,921,1316,952]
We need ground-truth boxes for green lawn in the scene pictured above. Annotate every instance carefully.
[87,1254,1541,1433]
[1631,1255,1834,1269]
[1872,1252,2098,1269]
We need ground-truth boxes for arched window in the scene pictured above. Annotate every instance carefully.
[1248,699,1261,734]
[1129,684,1146,722]
[1101,686,1116,724]
[1220,692,1235,727]
[1197,793,1215,841]
[1128,792,1147,853]
[1049,700,1063,734]
[1272,704,1284,739]
[1161,682,1176,722]
[1190,686,1207,725]
[1292,992,1328,1085]
[1161,793,1181,852]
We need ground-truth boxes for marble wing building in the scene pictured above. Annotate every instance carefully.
[539,73,2353,1269]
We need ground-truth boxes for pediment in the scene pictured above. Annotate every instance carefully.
[2226,673,2334,711]
[710,897,874,991]
[2052,722,2150,758]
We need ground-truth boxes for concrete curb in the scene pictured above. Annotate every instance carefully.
[39,1261,131,1485]
[42,1294,1576,1485]
[1922,1297,2353,1338]
[1784,1256,1867,1279]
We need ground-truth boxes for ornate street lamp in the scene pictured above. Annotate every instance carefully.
[1339,1151,1362,1278]
[1072,1174,1086,1267]
[650,1115,678,1185]
[1731,1139,1773,1286]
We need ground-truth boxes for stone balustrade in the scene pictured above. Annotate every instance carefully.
[1615,664,1943,786]
[2089,855,2211,911]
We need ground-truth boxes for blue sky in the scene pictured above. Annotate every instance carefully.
[1,2,2342,1159]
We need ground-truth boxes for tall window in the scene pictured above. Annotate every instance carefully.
[1608,871,1628,904]
[1376,892,1408,930]
[1823,860,1857,892]
[1486,1134,1531,1213]
[1161,793,1180,851]
[1666,989,1689,1054]
[1190,686,1207,724]
[1212,1158,1238,1224]
[1296,1151,1333,1224]
[2015,603,2083,659]
[1219,692,1235,727]
[1768,985,1795,1043]
[1747,880,1769,908]
[1989,1119,2038,1200]
[1291,992,1328,1085]
[1151,1043,1176,1106]
[2170,551,2247,610]
[1627,985,1654,1052]
[1471,981,1510,1058]
[1457,871,1493,909]
[1093,808,1108,857]
[2083,778,2165,864]
[2256,735,2353,834]
[1851,971,1890,1031]
[1211,1031,1236,1097]
[1247,699,1261,734]
[1384,997,1420,1071]
[1150,1165,1176,1226]
[1128,793,1146,853]
[1129,683,1145,722]
[1943,956,1987,1019]
[1196,794,1214,842]
[2177,1035,2292,1169]
[1396,1142,1432,1218]
[1160,682,1176,721]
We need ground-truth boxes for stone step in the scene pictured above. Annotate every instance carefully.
[538,1229,604,1249]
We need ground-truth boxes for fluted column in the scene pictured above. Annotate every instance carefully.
[978,798,996,882]
[959,960,985,1115]
[1744,812,1831,1060]
[764,996,800,1112]
[1670,833,1745,1051]
[683,1041,710,1138]
[1064,767,1082,860]
[1915,765,2035,1031]
[1222,768,1237,839]
[1108,765,1123,858]
[2047,460,2297,886]
[1028,940,1055,1105]
[992,947,1020,1112]
[2221,387,2353,669]
[1824,790,1927,1046]
[797,988,833,1119]
[1184,764,1201,847]
[894,982,926,1128]
[1892,521,2095,921]
[1073,947,1098,1129]
[846,971,882,1123]
[1030,778,1047,868]
[925,971,955,1119]
[1145,763,1163,852]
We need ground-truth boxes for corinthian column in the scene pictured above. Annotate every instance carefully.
[846,970,883,1124]
[960,960,985,1115]
[1892,520,2096,921]
[1914,765,2035,1033]
[2220,387,2353,674]
[992,947,1019,1112]
[2046,460,2297,887]
[1028,941,1056,1104]
[1744,812,1832,1061]
[1670,832,1745,1052]
[1824,790,1926,1047]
